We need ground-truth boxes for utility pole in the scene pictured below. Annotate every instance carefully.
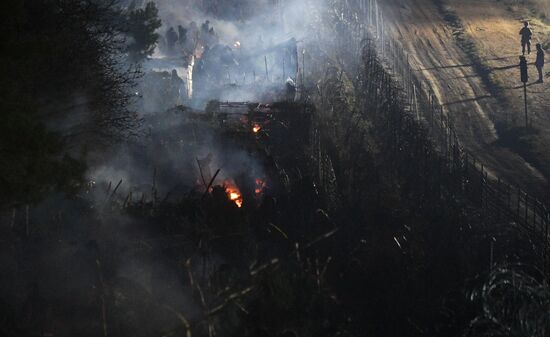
[519,55,529,128]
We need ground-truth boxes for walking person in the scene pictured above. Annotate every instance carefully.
[519,21,533,55]
[535,43,545,83]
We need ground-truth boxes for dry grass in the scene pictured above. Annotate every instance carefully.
[532,0,550,18]
[467,0,549,19]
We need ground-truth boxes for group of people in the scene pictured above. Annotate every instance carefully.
[162,20,219,57]
[519,21,545,83]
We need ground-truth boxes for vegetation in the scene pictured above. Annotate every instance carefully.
[0,0,161,207]
[526,0,549,19]
[0,0,548,336]
[125,2,162,62]
[467,265,550,337]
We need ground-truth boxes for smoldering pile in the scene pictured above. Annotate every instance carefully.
[1,98,333,337]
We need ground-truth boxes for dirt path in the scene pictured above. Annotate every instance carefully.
[379,0,549,198]
[452,0,550,186]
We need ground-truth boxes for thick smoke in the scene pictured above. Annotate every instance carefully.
[77,0,323,299]
[139,0,324,108]
[87,0,326,202]
[86,115,266,202]
[1,1,328,335]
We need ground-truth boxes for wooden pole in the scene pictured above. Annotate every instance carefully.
[196,158,207,188]
[201,168,221,200]
[523,83,529,129]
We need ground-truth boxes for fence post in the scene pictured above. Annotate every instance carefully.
[507,183,511,210]
[525,193,529,225]
[480,163,485,209]
[430,91,434,129]
[464,152,469,194]
[517,187,521,218]
[439,105,444,153]
[545,211,549,273]
[534,199,539,227]
[484,171,489,211]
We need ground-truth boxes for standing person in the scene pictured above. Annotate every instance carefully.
[170,69,184,105]
[166,27,178,53]
[535,43,545,83]
[519,21,533,55]
[201,20,210,35]
[186,21,199,54]
[178,25,187,46]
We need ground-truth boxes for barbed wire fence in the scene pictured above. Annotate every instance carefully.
[308,0,550,270]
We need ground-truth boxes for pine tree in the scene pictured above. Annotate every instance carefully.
[125,2,162,62]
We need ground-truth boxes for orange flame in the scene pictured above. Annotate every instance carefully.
[252,124,261,133]
[254,178,267,195]
[224,181,243,208]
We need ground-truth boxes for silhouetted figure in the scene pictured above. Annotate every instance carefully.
[535,43,545,83]
[201,20,210,35]
[178,25,187,46]
[189,21,198,39]
[519,21,532,55]
[166,27,178,52]
[187,21,199,53]
[208,27,219,46]
[170,69,184,104]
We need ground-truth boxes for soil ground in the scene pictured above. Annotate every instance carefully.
[379,0,550,200]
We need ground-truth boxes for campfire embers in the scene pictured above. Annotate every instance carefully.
[223,179,243,208]
[254,178,267,195]
[216,177,267,208]
[196,153,266,209]
[252,123,262,133]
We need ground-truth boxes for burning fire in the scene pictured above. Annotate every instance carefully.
[254,178,267,195]
[224,181,243,208]
[221,178,266,208]
[252,124,262,133]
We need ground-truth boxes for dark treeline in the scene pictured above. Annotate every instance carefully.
[0,0,160,207]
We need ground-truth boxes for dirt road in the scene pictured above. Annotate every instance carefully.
[379,0,550,199]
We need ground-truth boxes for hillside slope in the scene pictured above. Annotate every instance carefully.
[379,0,550,199]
